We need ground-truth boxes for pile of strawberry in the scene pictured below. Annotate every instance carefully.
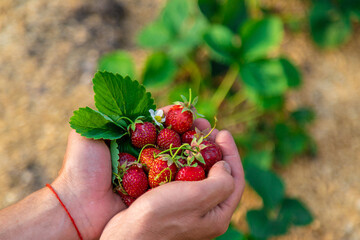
[114,97,222,206]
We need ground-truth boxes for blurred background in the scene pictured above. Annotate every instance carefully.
[0,0,359,239]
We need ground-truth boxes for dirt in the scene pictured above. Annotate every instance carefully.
[0,0,359,239]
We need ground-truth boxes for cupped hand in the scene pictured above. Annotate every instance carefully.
[52,130,126,239]
[100,116,245,240]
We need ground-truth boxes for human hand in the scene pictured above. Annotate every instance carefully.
[100,118,245,240]
[52,130,126,239]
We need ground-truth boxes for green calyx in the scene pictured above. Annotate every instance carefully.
[174,88,204,118]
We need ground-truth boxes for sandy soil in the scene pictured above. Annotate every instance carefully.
[0,0,359,239]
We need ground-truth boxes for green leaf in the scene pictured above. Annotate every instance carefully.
[110,140,120,183]
[161,0,191,34]
[246,88,284,110]
[198,0,222,22]
[204,24,239,63]
[247,209,290,239]
[221,0,248,32]
[274,123,309,165]
[98,51,135,79]
[216,225,246,240]
[245,164,285,208]
[70,107,127,140]
[291,108,315,126]
[279,58,302,88]
[168,16,208,59]
[142,52,177,87]
[240,59,288,96]
[256,95,284,111]
[240,17,283,62]
[117,137,140,157]
[279,198,313,226]
[309,2,352,48]
[243,150,273,170]
[137,21,172,48]
[93,71,156,123]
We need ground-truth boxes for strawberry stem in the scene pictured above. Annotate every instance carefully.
[137,144,157,163]
[155,145,190,158]
[188,88,192,108]
[204,117,218,139]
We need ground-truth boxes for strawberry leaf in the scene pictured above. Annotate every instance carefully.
[93,71,156,124]
[70,107,127,140]
[117,137,140,158]
[110,140,120,184]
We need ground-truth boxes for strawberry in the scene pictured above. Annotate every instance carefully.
[118,152,137,166]
[148,155,177,188]
[175,165,205,181]
[198,141,222,172]
[118,191,136,207]
[122,165,149,198]
[181,128,205,145]
[181,130,196,145]
[139,147,161,172]
[131,122,157,148]
[165,105,194,134]
[164,90,201,134]
[157,128,181,150]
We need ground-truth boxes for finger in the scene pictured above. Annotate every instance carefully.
[194,118,211,131]
[194,118,219,141]
[215,130,245,215]
[158,105,173,115]
[63,130,110,173]
[196,161,235,212]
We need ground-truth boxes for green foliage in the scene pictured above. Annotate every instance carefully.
[240,17,283,62]
[291,107,315,126]
[204,24,238,63]
[245,164,285,209]
[142,52,177,87]
[308,0,360,48]
[216,225,246,240]
[98,51,135,78]
[309,1,352,48]
[279,198,313,226]
[240,59,289,96]
[243,150,272,170]
[247,208,289,239]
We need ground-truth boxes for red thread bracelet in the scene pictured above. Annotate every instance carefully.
[46,184,83,240]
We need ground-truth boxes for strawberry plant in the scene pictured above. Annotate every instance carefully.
[96,0,316,238]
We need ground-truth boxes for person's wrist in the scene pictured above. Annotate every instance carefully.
[51,175,97,240]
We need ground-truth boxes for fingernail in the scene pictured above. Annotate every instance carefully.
[222,161,231,174]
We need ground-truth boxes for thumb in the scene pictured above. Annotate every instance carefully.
[207,161,232,177]
[197,161,234,211]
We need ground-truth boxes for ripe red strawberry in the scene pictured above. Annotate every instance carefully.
[175,165,205,181]
[198,141,222,172]
[131,122,157,148]
[118,191,136,207]
[118,152,137,166]
[122,165,149,198]
[148,155,177,188]
[139,147,161,172]
[157,128,181,150]
[165,105,194,134]
[181,130,196,145]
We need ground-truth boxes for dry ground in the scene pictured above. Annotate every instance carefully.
[0,0,359,239]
